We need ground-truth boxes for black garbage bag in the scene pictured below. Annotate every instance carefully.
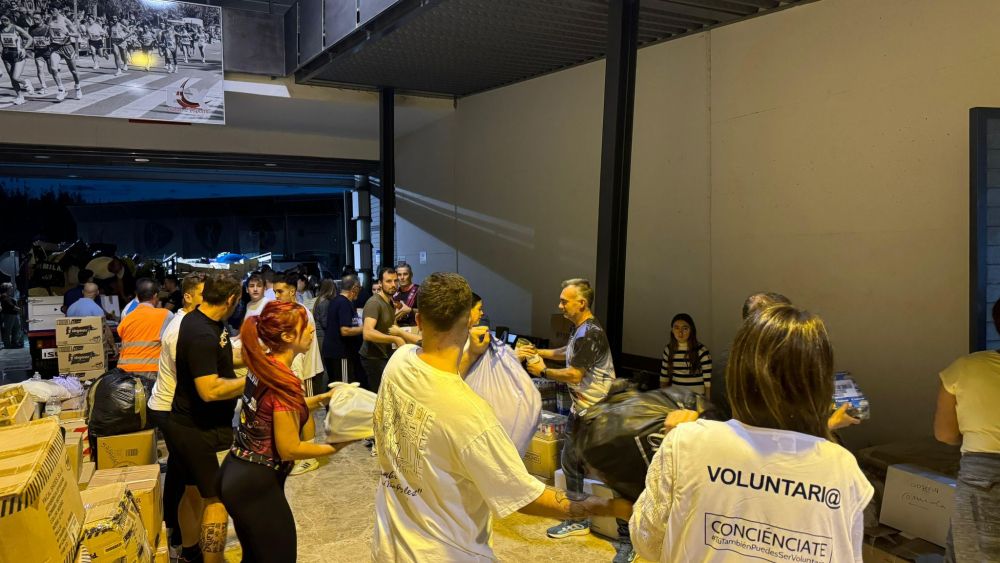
[87,369,150,438]
[574,387,723,501]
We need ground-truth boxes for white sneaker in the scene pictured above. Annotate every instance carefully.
[114,69,122,76]
[24,83,34,95]
[13,94,25,105]
[290,458,320,476]
[93,62,99,70]
[55,89,66,101]
[74,87,82,100]
[38,87,47,95]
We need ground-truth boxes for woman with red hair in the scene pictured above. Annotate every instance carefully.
[218,300,350,562]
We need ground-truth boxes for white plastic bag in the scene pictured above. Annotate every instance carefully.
[325,382,376,442]
[465,336,542,455]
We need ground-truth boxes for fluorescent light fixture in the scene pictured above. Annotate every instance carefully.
[265,163,278,167]
[134,158,150,163]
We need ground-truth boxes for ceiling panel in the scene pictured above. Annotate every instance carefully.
[294,0,810,97]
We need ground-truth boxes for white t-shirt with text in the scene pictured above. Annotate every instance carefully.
[372,345,546,562]
[630,419,873,563]
[148,310,186,412]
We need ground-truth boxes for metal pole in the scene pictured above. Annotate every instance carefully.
[594,0,638,362]
[379,87,396,271]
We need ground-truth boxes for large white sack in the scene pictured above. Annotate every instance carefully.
[465,336,542,455]
[325,381,376,442]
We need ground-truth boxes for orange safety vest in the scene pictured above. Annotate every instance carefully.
[116,303,171,373]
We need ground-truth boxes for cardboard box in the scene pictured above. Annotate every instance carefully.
[60,409,86,420]
[55,317,105,346]
[0,418,86,563]
[523,435,563,481]
[74,544,90,563]
[154,522,169,563]
[0,385,33,427]
[60,418,91,461]
[57,343,106,373]
[880,464,957,547]
[27,296,64,332]
[78,462,96,490]
[89,465,163,545]
[79,483,152,563]
[65,432,83,479]
[96,429,157,469]
[554,469,621,539]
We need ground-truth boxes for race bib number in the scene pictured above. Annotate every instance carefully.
[33,36,50,46]
[0,33,17,48]
[50,27,67,41]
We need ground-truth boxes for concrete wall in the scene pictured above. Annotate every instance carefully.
[394,0,1000,446]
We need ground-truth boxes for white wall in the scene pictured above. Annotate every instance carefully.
[394,0,1000,447]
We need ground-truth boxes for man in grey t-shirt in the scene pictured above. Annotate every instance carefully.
[360,267,420,392]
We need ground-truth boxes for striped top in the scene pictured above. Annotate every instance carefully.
[660,343,712,392]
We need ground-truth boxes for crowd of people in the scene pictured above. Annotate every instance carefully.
[50,259,997,563]
[1,3,216,105]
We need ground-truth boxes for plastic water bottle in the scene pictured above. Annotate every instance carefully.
[31,371,41,381]
[44,397,61,418]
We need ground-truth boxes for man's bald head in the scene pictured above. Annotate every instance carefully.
[83,283,99,299]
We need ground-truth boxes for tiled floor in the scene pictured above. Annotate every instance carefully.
[224,410,624,562]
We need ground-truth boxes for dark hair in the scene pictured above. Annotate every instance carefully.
[993,298,1000,335]
[315,279,337,302]
[742,292,791,320]
[415,273,474,332]
[247,272,264,286]
[135,278,158,302]
[275,271,299,289]
[665,313,702,377]
[472,292,482,305]
[340,274,360,292]
[165,274,179,284]
[201,274,241,305]
[727,304,833,439]
[78,269,94,284]
[378,266,396,283]
[341,265,358,276]
[181,272,206,295]
[239,301,308,415]
[396,262,412,274]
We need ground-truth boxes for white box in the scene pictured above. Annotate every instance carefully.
[27,296,64,332]
[879,464,957,547]
[554,469,621,539]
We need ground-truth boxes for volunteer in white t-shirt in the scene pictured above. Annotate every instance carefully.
[243,272,272,319]
[630,304,873,563]
[935,298,1000,563]
[147,272,206,557]
[372,272,632,562]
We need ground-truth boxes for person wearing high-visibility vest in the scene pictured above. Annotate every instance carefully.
[117,278,174,390]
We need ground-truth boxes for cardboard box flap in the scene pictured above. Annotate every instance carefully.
[81,483,137,536]
[0,418,63,502]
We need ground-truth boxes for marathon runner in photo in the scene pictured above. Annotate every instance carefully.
[159,22,177,73]
[28,12,55,96]
[108,16,131,75]
[84,15,106,70]
[0,12,36,105]
[194,25,206,64]
[46,7,82,100]
[139,24,156,72]
[176,24,192,64]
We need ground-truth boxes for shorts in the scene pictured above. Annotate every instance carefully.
[89,39,103,50]
[1,49,25,64]
[52,43,75,60]
[32,46,52,59]
[164,416,233,499]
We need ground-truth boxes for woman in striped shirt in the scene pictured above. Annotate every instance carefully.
[661,313,713,399]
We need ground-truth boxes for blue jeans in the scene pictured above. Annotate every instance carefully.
[561,413,631,540]
[947,452,1000,563]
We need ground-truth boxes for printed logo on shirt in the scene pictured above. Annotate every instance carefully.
[707,465,842,510]
[373,381,435,480]
[703,513,832,563]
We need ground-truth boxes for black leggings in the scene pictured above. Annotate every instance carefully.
[217,454,295,563]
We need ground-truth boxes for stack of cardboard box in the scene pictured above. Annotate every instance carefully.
[78,483,153,562]
[56,317,107,381]
[522,411,566,486]
[0,418,87,563]
[89,465,163,548]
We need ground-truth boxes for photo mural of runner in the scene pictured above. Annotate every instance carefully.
[0,0,223,124]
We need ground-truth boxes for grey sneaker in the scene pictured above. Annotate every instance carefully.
[612,541,637,563]
[546,519,591,539]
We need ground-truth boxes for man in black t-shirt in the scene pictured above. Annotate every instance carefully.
[168,273,244,563]
[164,274,183,312]
[323,274,364,387]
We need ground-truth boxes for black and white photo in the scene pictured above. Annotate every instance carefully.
[0,0,223,123]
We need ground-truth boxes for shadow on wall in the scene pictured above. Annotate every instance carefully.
[396,187,535,333]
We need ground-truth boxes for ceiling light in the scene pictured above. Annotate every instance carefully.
[134,158,150,163]
[67,175,78,178]
[34,155,50,159]
[264,163,277,167]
